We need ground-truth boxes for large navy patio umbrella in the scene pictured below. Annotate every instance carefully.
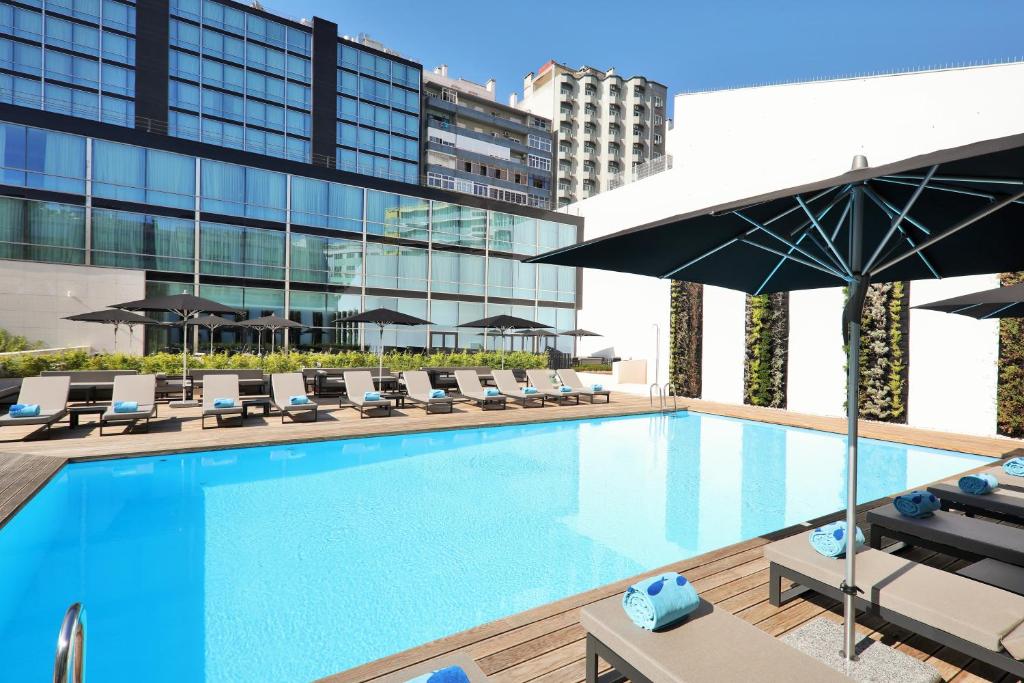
[337,308,433,383]
[528,132,1024,664]
[64,309,158,353]
[113,293,241,406]
[459,315,551,369]
[914,280,1024,319]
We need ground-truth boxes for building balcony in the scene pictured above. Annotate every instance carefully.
[607,145,623,158]
[582,130,599,144]
[557,185,574,199]
[632,128,645,140]
[558,109,574,125]
[608,126,623,141]
[583,93,599,106]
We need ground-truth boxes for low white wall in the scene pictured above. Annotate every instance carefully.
[700,286,745,403]
[0,261,146,353]
[908,275,1000,436]
[787,287,846,416]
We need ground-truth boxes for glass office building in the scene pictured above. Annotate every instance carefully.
[0,117,581,352]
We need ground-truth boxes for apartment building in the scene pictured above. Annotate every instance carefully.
[0,0,582,354]
[517,61,667,206]
[422,66,553,209]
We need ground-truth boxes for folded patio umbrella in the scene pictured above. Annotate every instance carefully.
[528,131,1024,663]
[914,280,1024,319]
[64,309,159,353]
[337,308,433,382]
[459,315,551,368]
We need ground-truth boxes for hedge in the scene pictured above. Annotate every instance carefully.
[744,292,788,408]
[0,350,548,378]
[857,281,909,422]
[669,281,703,397]
[998,272,1024,437]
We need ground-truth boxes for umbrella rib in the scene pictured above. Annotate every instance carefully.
[871,186,1024,277]
[875,176,1024,208]
[739,236,847,280]
[886,173,1024,186]
[861,185,939,279]
[979,301,1020,319]
[735,211,846,280]
[862,167,938,275]
[661,235,743,279]
[795,194,852,276]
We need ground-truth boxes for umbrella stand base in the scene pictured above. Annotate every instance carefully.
[168,400,200,408]
[780,618,940,682]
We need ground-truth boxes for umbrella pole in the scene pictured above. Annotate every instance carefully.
[841,184,866,664]
[378,323,384,389]
[210,325,214,355]
[181,313,188,404]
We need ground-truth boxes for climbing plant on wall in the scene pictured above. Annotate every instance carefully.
[669,281,703,397]
[997,272,1024,437]
[855,281,910,423]
[743,292,788,408]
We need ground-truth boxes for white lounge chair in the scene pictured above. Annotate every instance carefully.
[201,374,244,429]
[0,376,70,439]
[271,372,319,423]
[455,370,506,410]
[526,369,581,405]
[493,369,545,407]
[100,374,157,435]
[402,371,454,413]
[343,370,393,418]
[557,368,611,403]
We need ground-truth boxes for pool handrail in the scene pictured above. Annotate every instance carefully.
[53,602,86,683]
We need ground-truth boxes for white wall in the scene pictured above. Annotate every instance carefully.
[0,261,146,353]
[700,286,745,403]
[908,275,1000,435]
[564,62,1024,432]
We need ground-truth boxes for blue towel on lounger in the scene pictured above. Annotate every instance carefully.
[484,388,499,397]
[521,387,538,395]
[621,572,699,631]
[113,401,138,413]
[213,397,235,409]
[809,522,864,558]
[592,384,603,392]
[430,389,445,399]
[363,391,381,402]
[558,385,572,393]
[958,473,998,495]
[405,665,470,683]
[289,395,310,405]
[1003,458,1024,477]
[893,490,939,518]
[9,403,39,418]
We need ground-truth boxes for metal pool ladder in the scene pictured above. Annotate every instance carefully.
[53,602,86,683]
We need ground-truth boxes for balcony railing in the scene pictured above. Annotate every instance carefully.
[607,154,673,191]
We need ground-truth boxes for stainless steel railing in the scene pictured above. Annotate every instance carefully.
[53,603,86,683]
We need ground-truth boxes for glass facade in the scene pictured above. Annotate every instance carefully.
[0,121,580,352]
[168,0,312,163]
[336,41,419,184]
[0,0,136,126]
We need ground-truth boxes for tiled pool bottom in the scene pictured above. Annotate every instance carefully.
[0,411,987,682]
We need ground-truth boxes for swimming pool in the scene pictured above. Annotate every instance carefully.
[0,411,987,682]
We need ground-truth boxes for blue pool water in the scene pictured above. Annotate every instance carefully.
[0,412,987,682]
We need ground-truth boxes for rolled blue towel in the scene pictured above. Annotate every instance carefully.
[430,389,446,399]
[621,572,699,631]
[591,384,603,392]
[893,490,939,518]
[958,473,998,495]
[808,522,864,558]
[213,397,235,409]
[9,403,39,418]
[484,388,500,397]
[289,395,310,405]
[405,666,470,683]
[1003,458,1024,477]
[522,387,538,395]
[363,391,381,402]
[113,401,138,413]
[558,385,572,393]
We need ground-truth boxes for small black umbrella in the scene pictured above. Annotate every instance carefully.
[113,293,241,405]
[529,132,1024,662]
[459,315,551,368]
[914,281,1024,319]
[188,315,239,355]
[236,315,304,354]
[338,308,433,380]
[560,328,602,337]
[64,309,158,353]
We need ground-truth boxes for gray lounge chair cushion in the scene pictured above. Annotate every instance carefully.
[0,409,66,426]
[929,483,1024,518]
[0,376,69,426]
[202,375,243,416]
[579,594,848,682]
[101,405,155,421]
[271,373,318,411]
[343,371,392,408]
[958,558,1024,597]
[868,506,1024,565]
[764,533,1024,656]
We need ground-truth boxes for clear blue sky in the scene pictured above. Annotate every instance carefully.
[280,0,1022,118]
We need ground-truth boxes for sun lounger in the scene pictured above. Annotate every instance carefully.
[580,594,848,683]
[557,368,611,403]
[271,372,319,423]
[100,374,157,436]
[455,370,506,410]
[0,376,70,439]
[0,378,23,405]
[402,371,453,413]
[201,374,244,429]
[929,470,1024,523]
[493,369,545,408]
[765,532,1024,678]
[867,505,1024,566]
[526,369,581,405]
[958,558,1024,597]
[343,371,393,418]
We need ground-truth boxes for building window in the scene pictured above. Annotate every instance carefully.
[654,95,663,107]
[558,179,570,190]
[583,142,596,154]
[528,154,551,171]
[584,103,597,115]
[531,116,549,130]
[559,104,573,116]
[633,124,643,135]
[609,85,620,97]
[528,133,552,152]
[633,105,644,116]
[558,161,571,173]
[609,123,620,134]
[633,85,644,96]
[560,84,573,95]
[440,87,458,104]
[582,179,595,192]
[654,133,663,144]
[609,104,620,117]
[584,84,597,96]
[559,124,572,136]
[608,142,619,153]
[608,161,620,173]
[654,114,663,126]
[583,161,595,172]
[584,123,595,134]
[558,143,571,154]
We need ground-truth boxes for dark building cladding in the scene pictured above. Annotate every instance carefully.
[0,0,583,355]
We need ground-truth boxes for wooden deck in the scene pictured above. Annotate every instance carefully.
[1,392,1023,681]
